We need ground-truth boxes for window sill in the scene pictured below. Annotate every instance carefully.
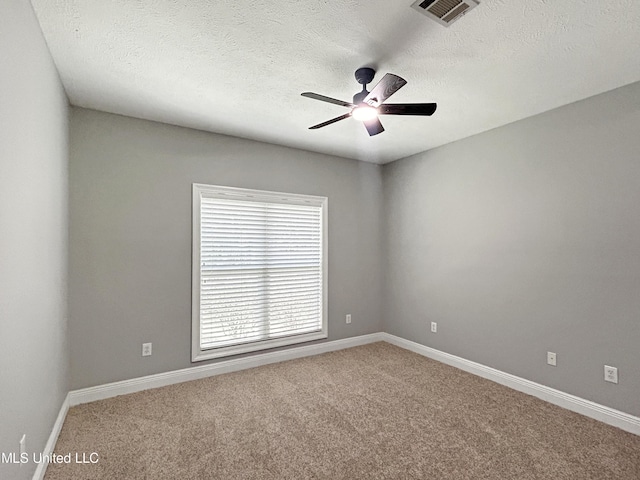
[192,330,328,362]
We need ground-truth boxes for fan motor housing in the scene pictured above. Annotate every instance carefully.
[353,91,369,105]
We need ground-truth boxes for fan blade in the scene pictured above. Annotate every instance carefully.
[363,117,385,136]
[363,74,407,107]
[309,113,352,129]
[301,92,354,108]
[379,103,437,116]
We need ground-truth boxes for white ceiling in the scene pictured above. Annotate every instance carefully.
[31,0,640,164]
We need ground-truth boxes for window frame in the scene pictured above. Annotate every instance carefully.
[191,183,328,362]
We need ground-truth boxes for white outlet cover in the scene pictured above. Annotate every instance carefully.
[430,322,437,333]
[142,343,152,356]
[345,314,351,324]
[547,352,557,366]
[604,365,618,384]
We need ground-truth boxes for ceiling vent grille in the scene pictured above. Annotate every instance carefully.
[411,0,479,27]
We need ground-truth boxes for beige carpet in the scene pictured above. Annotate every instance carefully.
[46,342,640,479]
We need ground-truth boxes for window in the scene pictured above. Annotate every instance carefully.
[192,184,327,361]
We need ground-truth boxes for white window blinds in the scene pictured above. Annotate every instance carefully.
[192,184,327,361]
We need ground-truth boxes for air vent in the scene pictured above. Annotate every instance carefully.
[411,0,479,27]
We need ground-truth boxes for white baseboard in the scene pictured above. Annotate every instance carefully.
[52,330,637,465]
[32,393,70,480]
[381,333,640,436]
[69,333,385,406]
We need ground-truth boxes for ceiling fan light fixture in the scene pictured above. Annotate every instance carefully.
[352,105,379,122]
[302,69,436,134]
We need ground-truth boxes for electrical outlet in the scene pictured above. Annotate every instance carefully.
[142,343,152,357]
[345,314,351,324]
[547,352,557,366]
[430,322,437,333]
[19,434,26,455]
[604,365,618,384]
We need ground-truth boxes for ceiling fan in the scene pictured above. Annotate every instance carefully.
[301,67,437,136]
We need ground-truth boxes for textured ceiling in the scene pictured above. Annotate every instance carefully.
[31,0,640,164]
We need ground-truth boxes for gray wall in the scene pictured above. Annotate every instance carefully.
[0,1,69,478]
[383,81,640,416]
[69,107,384,389]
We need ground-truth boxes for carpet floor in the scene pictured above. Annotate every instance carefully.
[45,342,640,479]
